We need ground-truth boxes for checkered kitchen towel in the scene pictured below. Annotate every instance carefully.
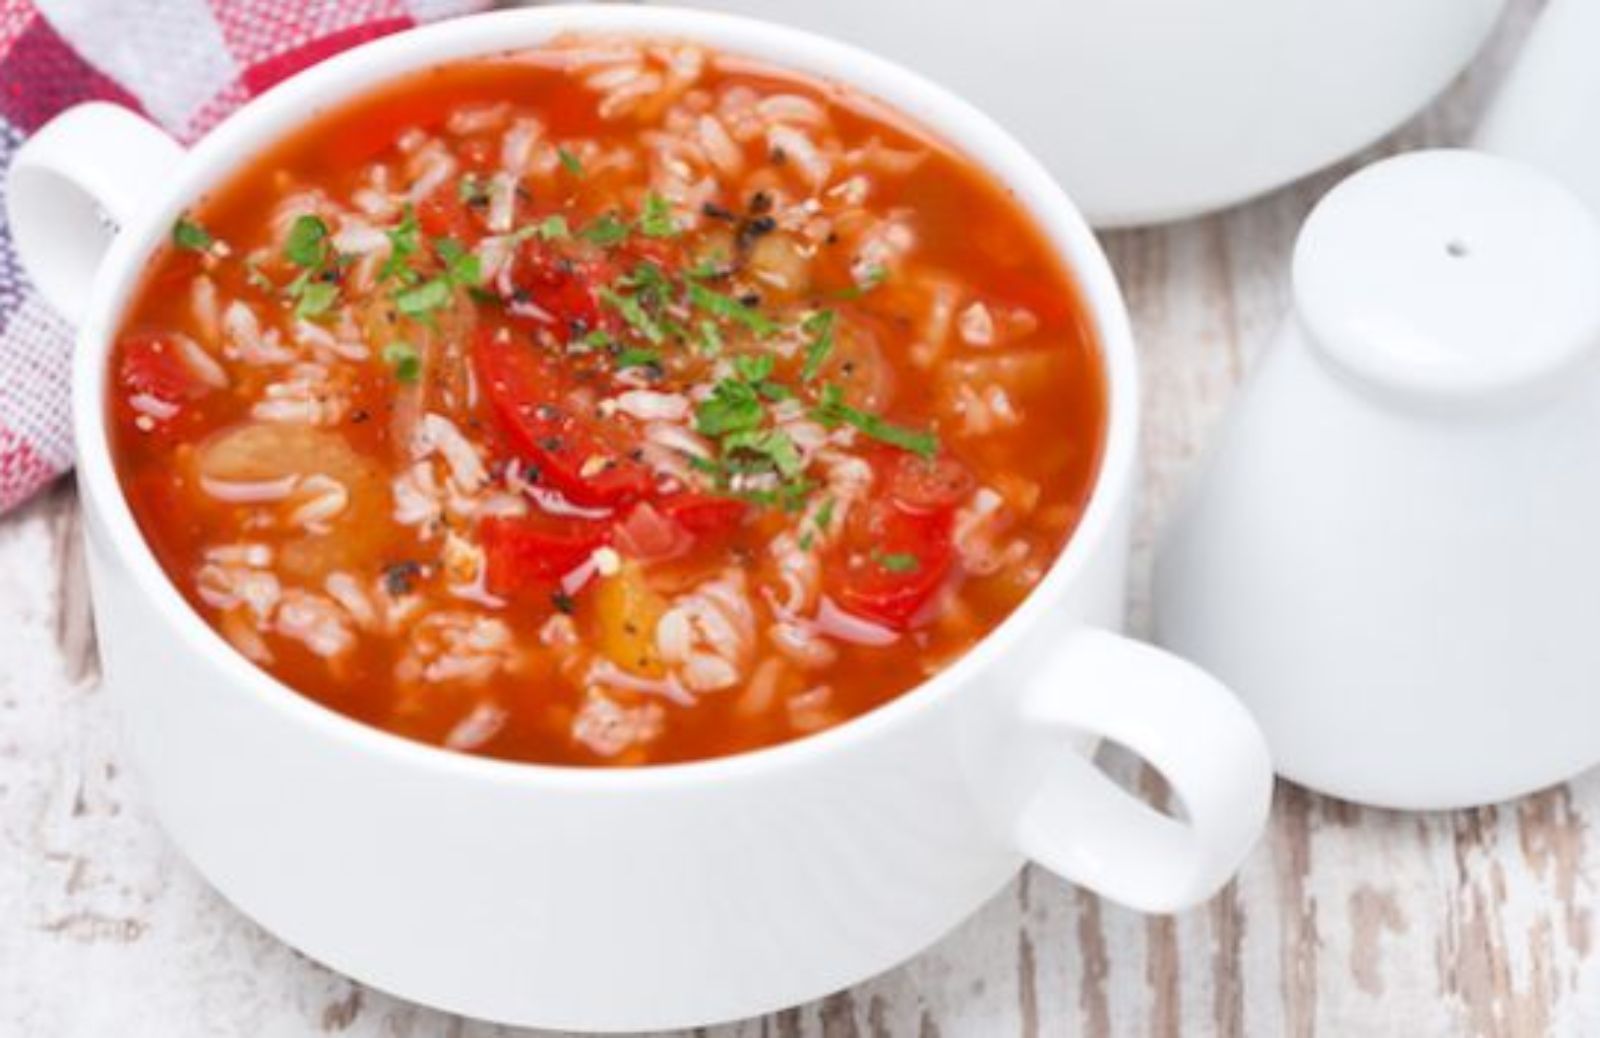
[0,0,488,513]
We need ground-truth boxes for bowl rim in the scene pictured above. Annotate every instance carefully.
[72,2,1140,790]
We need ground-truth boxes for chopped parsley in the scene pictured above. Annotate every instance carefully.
[722,428,804,479]
[580,213,629,247]
[395,278,453,319]
[292,279,339,319]
[534,214,570,241]
[172,216,213,252]
[638,193,679,238]
[457,173,488,206]
[813,496,837,532]
[696,319,724,356]
[695,377,763,437]
[875,551,921,573]
[614,347,662,371]
[800,310,836,382]
[599,288,666,344]
[394,237,482,322]
[687,282,777,337]
[558,147,583,176]
[813,383,939,459]
[433,238,482,287]
[243,259,273,292]
[284,214,330,269]
[382,341,422,383]
[380,205,422,286]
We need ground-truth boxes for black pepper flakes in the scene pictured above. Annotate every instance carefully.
[383,560,423,596]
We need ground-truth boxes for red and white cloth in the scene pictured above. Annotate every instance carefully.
[0,0,488,512]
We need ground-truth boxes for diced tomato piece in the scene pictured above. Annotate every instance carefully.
[120,333,204,402]
[417,188,478,242]
[116,333,214,434]
[655,492,748,539]
[828,499,955,631]
[886,451,974,512]
[457,136,497,173]
[473,328,654,508]
[501,237,612,336]
[614,493,748,561]
[481,515,610,597]
[614,501,692,561]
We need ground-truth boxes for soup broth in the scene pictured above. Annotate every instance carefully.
[109,37,1106,765]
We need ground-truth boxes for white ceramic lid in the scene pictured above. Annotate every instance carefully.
[1294,150,1600,405]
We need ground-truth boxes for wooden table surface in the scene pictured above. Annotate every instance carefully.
[3,3,1585,1035]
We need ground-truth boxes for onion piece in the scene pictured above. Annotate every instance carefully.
[200,473,300,504]
[814,595,900,646]
[587,658,694,706]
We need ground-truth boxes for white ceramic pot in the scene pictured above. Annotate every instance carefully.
[645,0,1508,226]
[6,7,1272,1030]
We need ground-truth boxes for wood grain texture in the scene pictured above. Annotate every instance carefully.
[2,3,1589,1035]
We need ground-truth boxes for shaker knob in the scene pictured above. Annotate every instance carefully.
[1294,149,1600,405]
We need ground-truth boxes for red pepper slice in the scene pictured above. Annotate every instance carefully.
[823,449,968,629]
[501,237,613,337]
[481,515,610,597]
[885,450,974,512]
[473,328,654,508]
[417,188,478,242]
[613,493,749,561]
[828,499,955,631]
[654,492,748,539]
[115,333,213,435]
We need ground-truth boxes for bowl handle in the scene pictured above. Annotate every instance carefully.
[1012,628,1273,912]
[6,103,186,318]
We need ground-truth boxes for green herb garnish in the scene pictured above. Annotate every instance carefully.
[638,193,679,238]
[535,214,571,241]
[688,283,777,337]
[392,237,482,322]
[433,238,483,288]
[558,147,583,176]
[379,205,422,286]
[813,496,836,533]
[722,428,804,479]
[395,278,452,319]
[813,384,938,459]
[801,310,836,382]
[284,214,330,269]
[293,280,339,318]
[382,341,422,384]
[615,347,662,371]
[696,319,724,356]
[172,217,214,252]
[695,378,764,437]
[875,551,921,573]
[457,174,487,206]
[600,288,665,344]
[580,213,629,247]
[244,259,273,292]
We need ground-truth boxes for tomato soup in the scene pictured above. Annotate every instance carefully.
[108,37,1107,766]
